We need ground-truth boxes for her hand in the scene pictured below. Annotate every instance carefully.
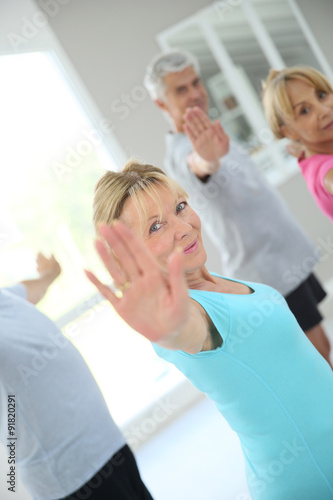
[85,222,190,344]
[184,107,230,163]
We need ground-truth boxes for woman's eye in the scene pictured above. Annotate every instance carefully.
[149,222,162,233]
[300,107,309,115]
[176,201,187,213]
[318,90,327,99]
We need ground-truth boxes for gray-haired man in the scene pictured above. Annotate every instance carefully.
[144,50,331,364]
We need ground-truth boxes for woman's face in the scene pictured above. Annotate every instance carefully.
[282,79,333,152]
[119,184,207,273]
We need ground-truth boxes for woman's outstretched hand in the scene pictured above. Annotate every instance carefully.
[85,222,190,345]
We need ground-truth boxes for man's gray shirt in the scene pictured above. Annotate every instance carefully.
[164,132,318,296]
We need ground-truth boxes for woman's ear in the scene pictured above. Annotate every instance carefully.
[280,124,300,142]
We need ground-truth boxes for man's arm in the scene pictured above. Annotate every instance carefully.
[183,107,230,180]
[20,253,61,304]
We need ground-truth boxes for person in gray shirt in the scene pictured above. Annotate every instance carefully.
[0,252,154,500]
[144,49,331,365]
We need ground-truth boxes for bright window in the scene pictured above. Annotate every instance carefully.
[0,50,116,319]
[0,50,184,428]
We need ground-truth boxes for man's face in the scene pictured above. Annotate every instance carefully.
[157,66,209,132]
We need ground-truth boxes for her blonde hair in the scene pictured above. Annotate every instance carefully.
[262,65,333,139]
[93,159,188,232]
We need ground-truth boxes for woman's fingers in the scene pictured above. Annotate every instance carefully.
[168,248,186,302]
[99,222,161,278]
[84,269,118,306]
[96,223,187,305]
[98,223,142,279]
[94,238,127,286]
[85,226,190,343]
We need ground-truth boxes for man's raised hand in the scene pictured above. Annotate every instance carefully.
[184,106,229,163]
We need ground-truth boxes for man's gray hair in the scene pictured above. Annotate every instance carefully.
[144,50,200,102]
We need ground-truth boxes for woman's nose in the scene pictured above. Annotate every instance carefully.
[174,217,192,240]
[317,101,330,120]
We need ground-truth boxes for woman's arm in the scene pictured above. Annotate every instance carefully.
[324,168,333,195]
[85,222,210,354]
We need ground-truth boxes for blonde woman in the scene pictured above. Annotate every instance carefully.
[262,65,333,222]
[86,160,333,500]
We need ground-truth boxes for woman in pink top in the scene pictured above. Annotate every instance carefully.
[262,65,333,222]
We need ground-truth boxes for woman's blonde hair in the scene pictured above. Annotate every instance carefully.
[262,65,333,139]
[93,159,188,232]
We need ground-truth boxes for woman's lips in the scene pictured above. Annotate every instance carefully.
[184,238,198,254]
[323,120,333,130]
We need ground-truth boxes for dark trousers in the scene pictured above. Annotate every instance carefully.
[62,445,154,500]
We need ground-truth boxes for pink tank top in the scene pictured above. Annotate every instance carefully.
[298,153,333,222]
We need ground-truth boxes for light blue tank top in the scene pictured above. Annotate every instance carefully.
[153,275,333,500]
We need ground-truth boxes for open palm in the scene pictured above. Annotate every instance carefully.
[85,222,190,344]
[184,107,229,162]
